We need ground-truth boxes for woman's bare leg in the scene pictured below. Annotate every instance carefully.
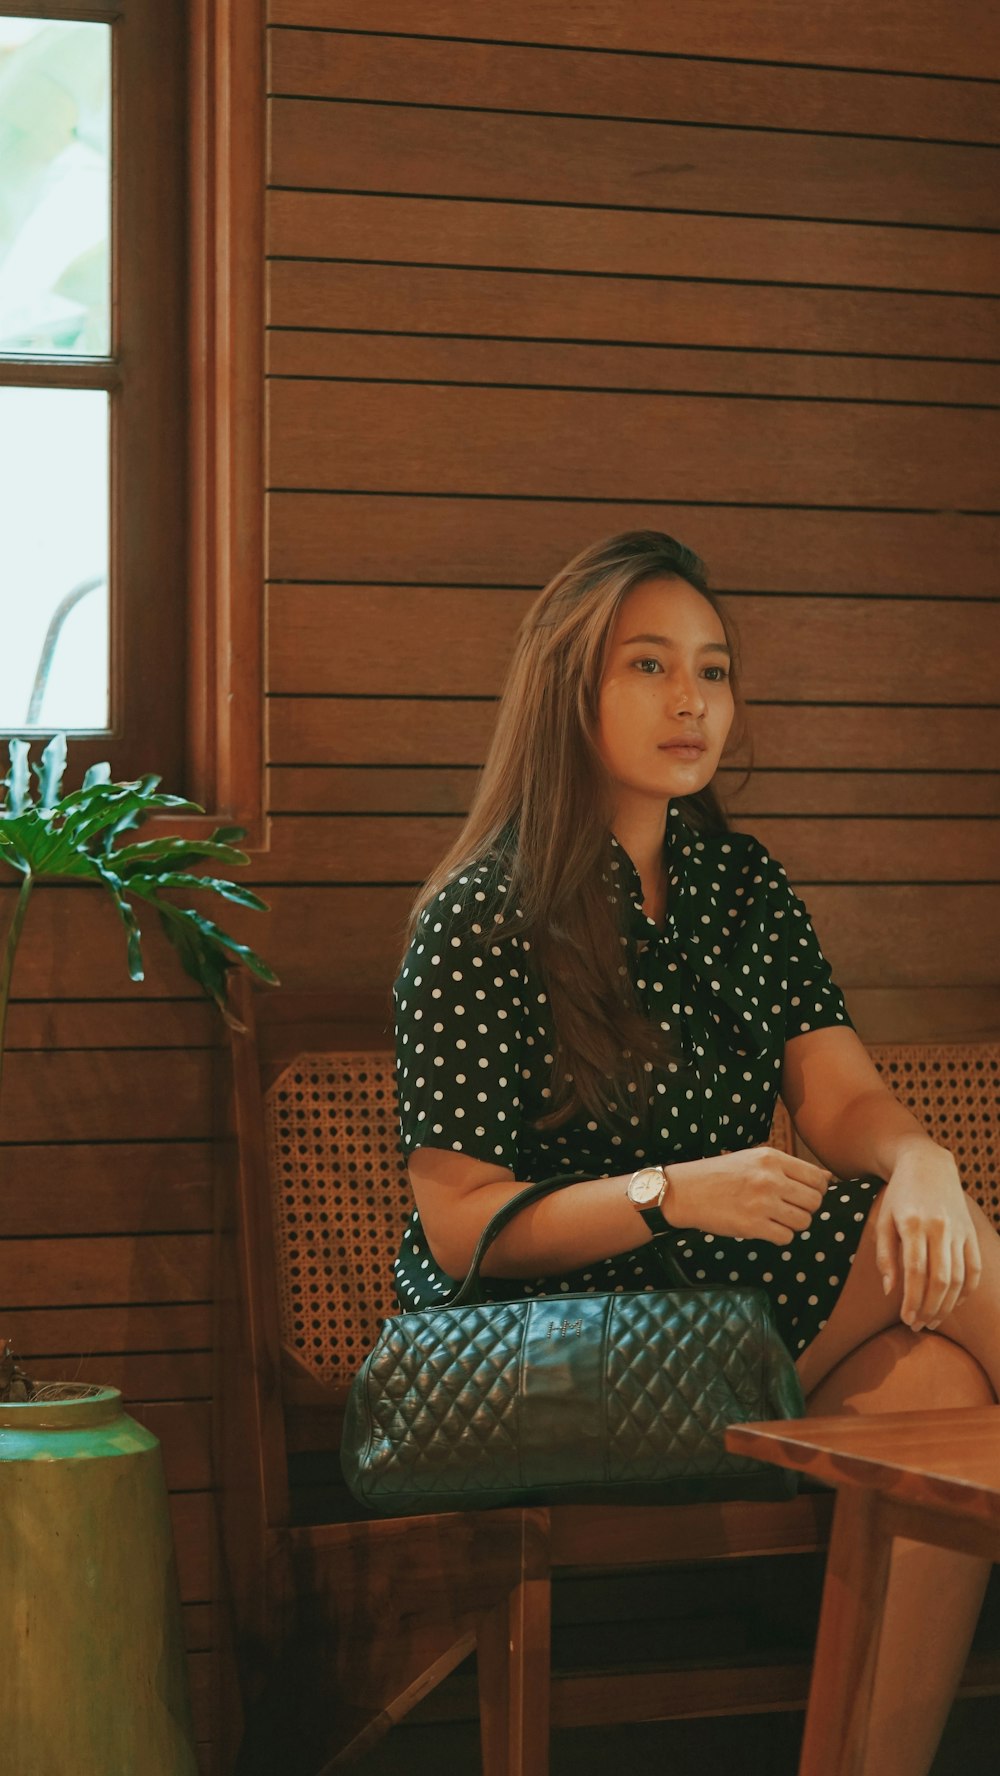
[803,1327,994,1776]
[796,1192,1000,1401]
[794,1192,999,1776]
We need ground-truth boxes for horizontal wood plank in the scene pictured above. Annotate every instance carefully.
[267,586,1000,699]
[0,882,210,997]
[0,1049,214,1142]
[244,981,1000,1046]
[225,883,1000,992]
[268,766,1000,819]
[264,3,1000,82]
[171,1491,214,1602]
[0,1234,212,1307]
[188,1649,212,1744]
[3,1000,216,1050]
[269,100,1000,230]
[845,987,1000,1042]
[267,495,1000,597]
[0,888,273,997]
[267,326,1000,407]
[129,1400,212,1491]
[255,813,1000,885]
[268,262,1000,362]
[0,1142,212,1234]
[267,30,1000,146]
[23,1350,212,1399]
[269,380,1000,507]
[268,699,1000,774]
[1,1303,213,1353]
[184,1602,213,1655]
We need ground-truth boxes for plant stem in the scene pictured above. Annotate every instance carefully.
[0,870,32,1115]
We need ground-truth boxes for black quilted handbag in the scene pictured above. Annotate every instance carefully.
[341,1171,807,1516]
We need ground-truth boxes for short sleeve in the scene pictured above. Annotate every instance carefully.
[762,849,856,1040]
[393,864,527,1174]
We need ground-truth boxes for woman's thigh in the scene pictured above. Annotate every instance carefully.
[804,1321,996,1417]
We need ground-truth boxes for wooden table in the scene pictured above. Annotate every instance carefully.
[725,1404,1000,1776]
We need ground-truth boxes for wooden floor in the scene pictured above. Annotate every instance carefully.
[350,1560,1000,1776]
[351,1696,1000,1775]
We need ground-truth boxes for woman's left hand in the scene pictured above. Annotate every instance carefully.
[874,1148,982,1332]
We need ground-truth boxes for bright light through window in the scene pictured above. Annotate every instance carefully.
[0,16,111,733]
[0,18,110,355]
[0,386,108,729]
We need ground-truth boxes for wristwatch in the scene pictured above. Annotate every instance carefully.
[626,1164,673,1236]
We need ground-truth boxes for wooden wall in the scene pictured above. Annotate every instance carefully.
[0,7,997,1775]
[263,2,1000,1044]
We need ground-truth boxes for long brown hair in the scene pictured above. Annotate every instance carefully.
[399,531,755,1136]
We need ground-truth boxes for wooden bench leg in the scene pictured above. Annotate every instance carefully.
[798,1488,894,1776]
[477,1576,552,1776]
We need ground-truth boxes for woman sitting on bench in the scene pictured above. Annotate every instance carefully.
[392,528,999,1776]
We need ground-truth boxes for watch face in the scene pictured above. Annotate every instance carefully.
[629,1169,663,1205]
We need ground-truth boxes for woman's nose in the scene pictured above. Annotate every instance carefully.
[669,673,706,713]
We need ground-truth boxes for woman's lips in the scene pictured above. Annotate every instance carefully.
[658,743,706,759]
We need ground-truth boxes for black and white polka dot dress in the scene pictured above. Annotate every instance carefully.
[391,799,881,1357]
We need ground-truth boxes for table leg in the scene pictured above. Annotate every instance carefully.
[799,1487,895,1776]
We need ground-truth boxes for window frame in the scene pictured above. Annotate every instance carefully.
[0,0,266,846]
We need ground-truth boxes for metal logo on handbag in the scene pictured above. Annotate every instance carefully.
[341,1170,807,1516]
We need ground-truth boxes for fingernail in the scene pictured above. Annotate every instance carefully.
[928,1320,940,1331]
[882,1274,891,1295]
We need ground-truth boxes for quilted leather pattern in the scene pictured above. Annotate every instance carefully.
[341,1285,804,1516]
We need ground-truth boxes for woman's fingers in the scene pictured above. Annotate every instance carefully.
[926,1240,966,1329]
[874,1195,899,1298]
[911,1219,954,1328]
[899,1225,930,1328]
[930,1227,983,1327]
[964,1228,984,1297]
[782,1177,828,1212]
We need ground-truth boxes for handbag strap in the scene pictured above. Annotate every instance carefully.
[447,1168,693,1307]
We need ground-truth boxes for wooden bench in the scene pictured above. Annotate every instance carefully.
[216,978,1000,1774]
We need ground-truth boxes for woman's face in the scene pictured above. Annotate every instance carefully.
[594,575,735,806]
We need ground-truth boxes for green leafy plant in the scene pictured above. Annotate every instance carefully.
[0,733,278,1104]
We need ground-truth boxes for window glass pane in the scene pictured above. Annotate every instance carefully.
[0,387,108,730]
[0,19,110,355]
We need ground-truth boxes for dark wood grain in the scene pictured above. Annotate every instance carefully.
[269,99,1000,230]
[727,1404,1000,1513]
[269,262,1000,361]
[268,380,1000,506]
[267,323,1000,405]
[267,495,1000,597]
[266,586,1000,698]
[268,698,1000,774]
[264,1,1000,81]
[267,765,1000,819]
[267,29,1000,145]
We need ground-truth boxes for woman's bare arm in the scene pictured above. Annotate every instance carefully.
[407,1143,835,1279]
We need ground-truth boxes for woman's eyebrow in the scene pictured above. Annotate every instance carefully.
[620,632,731,655]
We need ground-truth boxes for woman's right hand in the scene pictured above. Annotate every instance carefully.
[666,1146,834,1245]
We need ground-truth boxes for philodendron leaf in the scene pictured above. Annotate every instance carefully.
[35,733,67,813]
[0,735,278,1023]
[4,741,30,815]
[155,900,279,986]
[122,870,269,911]
[109,836,250,876]
[89,858,146,980]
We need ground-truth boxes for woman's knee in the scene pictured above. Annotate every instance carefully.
[805,1324,995,1416]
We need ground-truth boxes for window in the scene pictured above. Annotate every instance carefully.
[0,0,265,839]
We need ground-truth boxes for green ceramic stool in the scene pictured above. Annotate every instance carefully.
[0,1384,198,1775]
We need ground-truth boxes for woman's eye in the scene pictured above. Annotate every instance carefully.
[632,658,729,681]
